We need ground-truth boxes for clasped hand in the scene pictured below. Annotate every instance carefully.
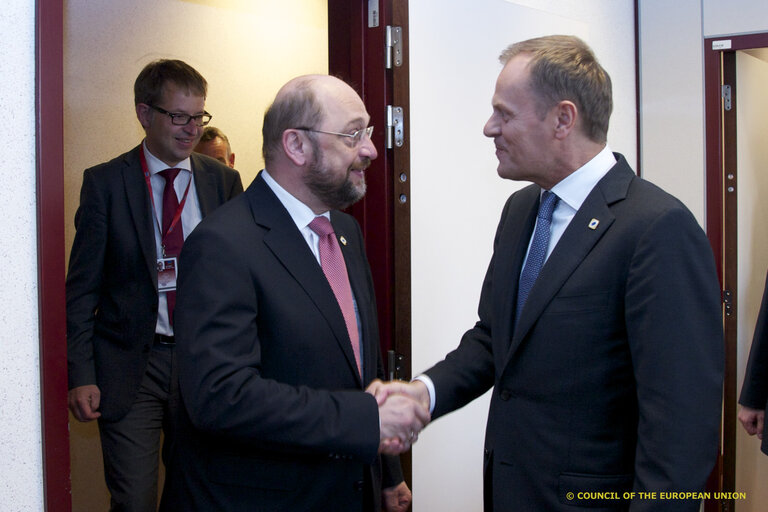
[366,379,431,455]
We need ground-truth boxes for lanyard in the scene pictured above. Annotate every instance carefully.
[140,146,192,257]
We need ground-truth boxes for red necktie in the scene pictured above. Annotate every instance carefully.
[309,216,362,377]
[160,168,184,325]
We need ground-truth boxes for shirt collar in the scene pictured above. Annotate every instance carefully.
[549,145,616,212]
[142,140,192,175]
[260,169,330,231]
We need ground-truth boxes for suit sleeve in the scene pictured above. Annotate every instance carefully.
[66,168,107,389]
[624,206,723,504]
[227,168,244,198]
[739,271,768,411]
[175,220,381,464]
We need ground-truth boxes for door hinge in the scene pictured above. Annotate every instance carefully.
[386,25,403,69]
[722,85,732,111]
[386,105,404,149]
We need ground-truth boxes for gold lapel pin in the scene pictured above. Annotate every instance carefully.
[588,219,600,230]
[339,236,348,246]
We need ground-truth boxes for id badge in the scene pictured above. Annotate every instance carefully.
[157,257,178,292]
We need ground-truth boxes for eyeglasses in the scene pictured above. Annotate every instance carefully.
[296,126,374,144]
[148,105,212,127]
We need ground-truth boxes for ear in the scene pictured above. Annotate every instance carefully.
[228,153,236,168]
[136,103,152,130]
[553,100,577,140]
[282,129,309,166]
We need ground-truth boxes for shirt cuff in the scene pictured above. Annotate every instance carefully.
[413,375,436,414]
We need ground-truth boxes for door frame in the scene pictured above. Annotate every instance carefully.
[36,1,411,509]
[703,30,768,512]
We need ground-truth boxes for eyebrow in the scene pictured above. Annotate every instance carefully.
[341,117,368,130]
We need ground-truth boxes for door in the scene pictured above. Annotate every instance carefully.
[704,32,768,512]
[328,0,413,484]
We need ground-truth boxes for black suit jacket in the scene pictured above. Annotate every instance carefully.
[66,145,243,421]
[424,155,724,511]
[161,173,402,512]
[739,271,768,454]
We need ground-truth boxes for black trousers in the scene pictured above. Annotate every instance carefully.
[98,343,178,512]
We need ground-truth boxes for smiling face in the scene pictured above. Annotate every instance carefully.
[483,55,558,186]
[137,82,206,167]
[302,81,378,210]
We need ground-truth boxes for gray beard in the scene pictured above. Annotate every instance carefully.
[304,152,367,211]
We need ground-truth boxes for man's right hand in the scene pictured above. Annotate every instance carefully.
[68,385,102,422]
[368,380,431,454]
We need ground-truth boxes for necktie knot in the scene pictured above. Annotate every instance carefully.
[538,190,558,221]
[160,168,181,184]
[309,216,334,237]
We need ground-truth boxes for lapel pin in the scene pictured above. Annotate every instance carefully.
[588,219,600,230]
[339,236,348,246]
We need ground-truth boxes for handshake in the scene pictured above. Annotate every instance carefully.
[366,379,431,455]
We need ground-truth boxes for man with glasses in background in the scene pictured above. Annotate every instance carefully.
[160,74,426,512]
[66,59,243,512]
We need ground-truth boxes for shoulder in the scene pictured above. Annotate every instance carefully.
[83,146,140,178]
[191,152,239,178]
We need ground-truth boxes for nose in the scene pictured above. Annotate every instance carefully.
[182,120,198,135]
[360,133,378,161]
[483,114,500,138]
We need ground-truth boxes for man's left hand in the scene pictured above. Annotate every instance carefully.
[382,481,412,512]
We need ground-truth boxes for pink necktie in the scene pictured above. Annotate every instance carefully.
[309,216,361,377]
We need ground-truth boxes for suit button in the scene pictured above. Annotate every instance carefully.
[499,389,511,401]
[354,480,365,492]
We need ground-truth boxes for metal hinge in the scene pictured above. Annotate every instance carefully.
[386,26,403,68]
[722,85,732,111]
[386,105,404,149]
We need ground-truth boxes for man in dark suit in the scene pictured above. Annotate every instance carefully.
[372,35,723,511]
[66,59,243,512]
[739,272,768,454]
[160,74,428,512]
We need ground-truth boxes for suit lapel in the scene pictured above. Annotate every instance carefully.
[246,176,364,385]
[506,158,634,363]
[122,146,158,285]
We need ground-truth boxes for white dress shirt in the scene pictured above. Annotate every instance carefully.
[144,141,203,335]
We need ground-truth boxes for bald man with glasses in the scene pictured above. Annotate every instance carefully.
[160,74,425,512]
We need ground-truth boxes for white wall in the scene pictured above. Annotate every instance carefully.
[409,1,635,510]
[638,0,707,224]
[0,1,44,511]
